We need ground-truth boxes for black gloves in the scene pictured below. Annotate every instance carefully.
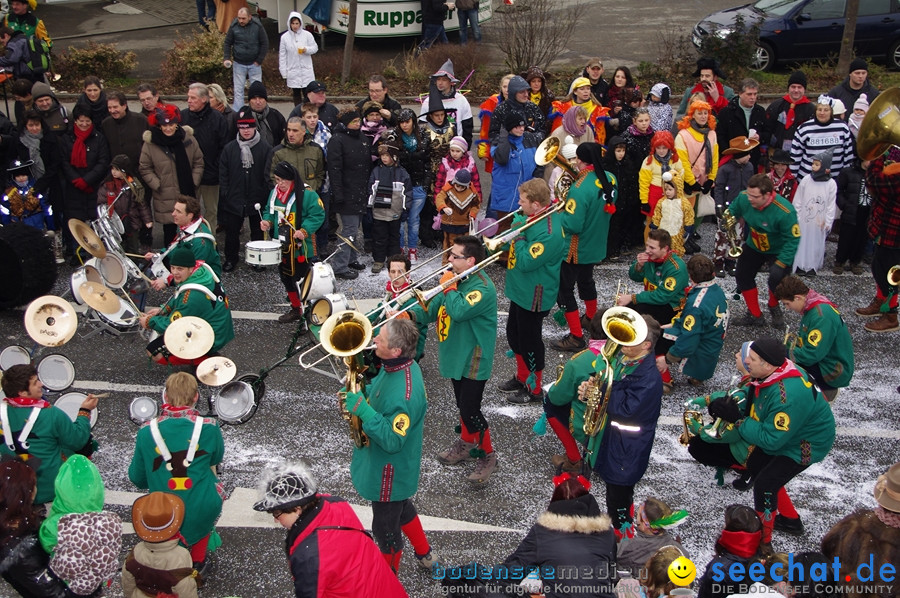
[709,396,742,423]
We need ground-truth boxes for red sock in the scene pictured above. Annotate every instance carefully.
[382,550,402,573]
[876,287,887,301]
[891,294,899,309]
[767,290,778,308]
[189,535,210,563]
[547,417,581,462]
[532,370,543,395]
[742,288,762,317]
[401,516,430,556]
[459,419,477,444]
[287,291,301,309]
[777,487,799,519]
[757,510,774,544]
[661,369,672,384]
[584,299,598,319]
[564,310,583,337]
[479,428,494,454]
[514,353,528,383]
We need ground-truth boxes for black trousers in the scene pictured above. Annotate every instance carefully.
[872,243,900,306]
[557,261,597,313]
[632,302,675,355]
[371,499,418,554]
[735,245,788,294]
[371,219,401,263]
[506,302,549,373]
[834,207,870,265]
[220,210,262,263]
[451,377,489,436]
[604,482,635,530]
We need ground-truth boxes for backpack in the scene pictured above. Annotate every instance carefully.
[24,35,51,75]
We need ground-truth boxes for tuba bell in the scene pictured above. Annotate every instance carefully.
[318,310,375,448]
[857,87,900,161]
[536,136,578,201]
[887,265,900,287]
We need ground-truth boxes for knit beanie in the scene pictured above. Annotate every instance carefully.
[339,110,361,127]
[236,106,256,128]
[169,246,196,268]
[111,154,132,174]
[504,112,525,131]
[787,70,807,89]
[31,81,53,100]
[750,337,786,367]
[854,93,870,113]
[507,75,529,98]
[561,135,578,160]
[248,81,268,100]
[849,57,868,73]
[449,136,468,152]
[451,169,471,186]
[273,161,297,181]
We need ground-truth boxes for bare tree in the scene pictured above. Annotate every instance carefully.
[494,0,587,73]
[342,0,358,84]
[836,0,860,76]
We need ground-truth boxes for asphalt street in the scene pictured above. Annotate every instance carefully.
[1,221,898,597]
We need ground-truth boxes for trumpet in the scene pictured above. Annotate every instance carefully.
[679,409,703,445]
[720,208,743,258]
[483,201,565,253]
[783,325,799,361]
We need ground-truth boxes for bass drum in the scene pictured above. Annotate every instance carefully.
[70,260,102,305]
[36,353,76,392]
[0,223,57,310]
[300,262,335,303]
[308,293,350,326]
[98,253,128,289]
[55,392,98,427]
[0,345,31,371]
[209,373,265,425]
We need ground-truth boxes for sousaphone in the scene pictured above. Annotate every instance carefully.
[24,295,78,347]
[857,87,900,161]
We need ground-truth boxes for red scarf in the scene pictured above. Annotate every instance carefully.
[71,125,94,169]
[804,289,835,312]
[782,94,810,130]
[3,396,50,408]
[386,279,409,298]
[717,529,762,558]
[275,182,294,205]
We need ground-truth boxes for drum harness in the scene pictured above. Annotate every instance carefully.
[172,263,227,306]
[268,188,307,277]
[1,402,41,451]
[149,414,205,470]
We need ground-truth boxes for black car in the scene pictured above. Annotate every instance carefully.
[692,0,900,71]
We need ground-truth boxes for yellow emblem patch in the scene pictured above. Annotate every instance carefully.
[317,198,324,209]
[682,315,695,331]
[806,329,822,347]
[791,223,801,237]
[170,311,182,321]
[465,290,482,306]
[436,306,450,342]
[392,413,410,436]
[529,242,544,259]
[773,412,790,431]
[287,213,296,225]
[663,277,677,291]
[565,198,577,214]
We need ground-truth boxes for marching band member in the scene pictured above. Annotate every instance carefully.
[728,173,800,329]
[144,194,221,291]
[372,253,427,361]
[617,228,689,393]
[664,254,729,387]
[424,235,499,485]
[774,275,854,402]
[705,337,836,549]
[139,246,234,365]
[498,178,567,405]
[260,161,325,324]
[129,372,225,574]
[341,319,436,572]
[551,142,617,353]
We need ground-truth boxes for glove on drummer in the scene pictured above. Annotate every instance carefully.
[345,390,376,422]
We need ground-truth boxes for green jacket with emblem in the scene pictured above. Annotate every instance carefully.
[628,252,689,311]
[790,292,854,388]
[0,401,92,504]
[424,271,497,380]
[737,362,835,465]
[560,168,617,265]
[148,265,235,352]
[504,209,567,312]
[666,281,728,381]
[689,378,754,465]
[180,220,221,278]
[350,359,426,502]
[727,192,799,268]
[547,348,598,445]
[263,185,325,264]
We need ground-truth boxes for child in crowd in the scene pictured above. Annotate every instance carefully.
[638,130,684,239]
[368,143,411,274]
[389,108,430,263]
[793,149,837,276]
[848,93,869,139]
[97,154,151,254]
[300,103,332,256]
[604,135,641,256]
[621,106,654,166]
[121,492,200,598]
[834,157,871,275]
[2,158,53,232]
[360,101,388,153]
[651,170,694,255]
[714,136,758,277]
[616,497,689,574]
[435,169,480,262]
[696,505,765,598]
[433,135,481,200]
[767,149,797,202]
[646,83,673,133]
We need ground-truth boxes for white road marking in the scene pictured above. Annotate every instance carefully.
[105,487,520,534]
[73,380,163,393]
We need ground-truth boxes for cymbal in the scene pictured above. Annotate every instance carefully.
[164,316,214,359]
[196,355,237,386]
[24,296,78,347]
[79,282,120,314]
[68,219,107,259]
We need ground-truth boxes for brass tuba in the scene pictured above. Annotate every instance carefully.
[318,310,375,448]
[887,265,900,286]
[536,136,578,201]
[721,209,743,258]
[857,87,900,161]
[582,306,648,440]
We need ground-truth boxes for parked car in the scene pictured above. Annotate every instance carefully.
[692,0,900,71]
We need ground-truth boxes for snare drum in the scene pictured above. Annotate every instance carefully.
[96,297,141,333]
[70,261,102,305]
[99,253,129,289]
[55,392,98,427]
[36,354,75,392]
[0,345,31,371]
[245,240,281,266]
[300,262,336,302]
[129,396,158,426]
[308,293,350,326]
[210,373,263,424]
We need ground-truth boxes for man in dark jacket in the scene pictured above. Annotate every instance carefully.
[327,109,371,280]
[582,57,609,106]
[289,80,339,132]
[218,106,273,272]
[763,71,815,154]
[30,81,67,134]
[103,90,150,245]
[247,81,286,147]
[716,78,767,171]
[355,75,402,126]
[828,57,880,119]
[182,82,228,231]
[0,26,36,81]
[418,0,448,52]
[488,75,546,146]
[223,7,268,111]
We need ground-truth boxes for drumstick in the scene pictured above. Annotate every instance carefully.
[124,252,147,259]
[91,393,110,399]
[255,203,268,241]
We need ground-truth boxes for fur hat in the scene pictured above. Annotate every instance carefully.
[722,136,760,156]
[849,57,868,73]
[692,57,726,79]
[377,142,400,162]
[451,169,472,186]
[854,93,870,113]
[750,337,786,367]
[787,70,807,89]
[361,100,383,118]
[874,463,900,512]
[169,246,196,268]
[449,136,468,152]
[149,104,181,127]
[132,492,185,543]
[248,80,267,100]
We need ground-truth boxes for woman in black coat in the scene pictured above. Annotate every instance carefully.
[17,110,63,231]
[59,104,110,258]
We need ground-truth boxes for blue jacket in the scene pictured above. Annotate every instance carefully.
[490,131,539,213]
